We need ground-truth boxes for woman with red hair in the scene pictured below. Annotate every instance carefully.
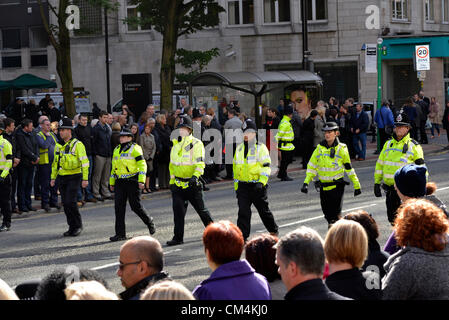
[382,199,449,300]
[192,220,272,300]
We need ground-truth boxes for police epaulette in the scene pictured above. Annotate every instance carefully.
[411,139,420,145]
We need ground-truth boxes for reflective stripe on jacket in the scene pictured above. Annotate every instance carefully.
[0,136,13,178]
[275,115,295,151]
[51,138,89,180]
[304,139,361,191]
[233,141,271,190]
[37,131,58,165]
[374,134,424,186]
[169,135,205,189]
[109,143,147,185]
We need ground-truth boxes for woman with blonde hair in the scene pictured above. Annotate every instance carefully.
[65,281,119,300]
[382,198,449,300]
[324,219,380,300]
[140,280,194,300]
[139,120,157,194]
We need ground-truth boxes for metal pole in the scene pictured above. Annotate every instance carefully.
[301,0,309,70]
[104,7,111,113]
[376,38,383,153]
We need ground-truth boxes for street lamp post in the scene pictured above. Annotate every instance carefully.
[300,0,310,71]
[376,37,383,153]
[104,7,111,113]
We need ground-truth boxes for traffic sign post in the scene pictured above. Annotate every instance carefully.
[415,45,430,71]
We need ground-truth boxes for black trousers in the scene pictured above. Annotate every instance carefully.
[278,150,293,178]
[171,184,213,242]
[320,183,345,224]
[0,175,12,227]
[236,183,278,241]
[10,168,17,210]
[419,120,428,144]
[301,142,314,169]
[385,187,401,224]
[378,128,391,150]
[59,174,83,231]
[225,143,237,179]
[114,179,152,237]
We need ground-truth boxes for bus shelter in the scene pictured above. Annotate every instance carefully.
[188,70,323,127]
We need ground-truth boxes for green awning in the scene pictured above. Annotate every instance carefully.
[9,73,57,90]
[0,80,11,91]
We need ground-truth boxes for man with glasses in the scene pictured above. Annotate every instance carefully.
[117,236,170,300]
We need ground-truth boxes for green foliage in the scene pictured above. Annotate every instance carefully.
[175,48,220,83]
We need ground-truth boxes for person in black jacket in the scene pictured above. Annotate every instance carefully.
[300,110,317,169]
[74,114,96,203]
[349,103,370,161]
[324,219,381,300]
[274,226,350,300]
[92,111,113,201]
[2,118,20,214]
[15,119,39,213]
[343,210,389,279]
[154,114,171,190]
[25,99,40,127]
[47,101,61,123]
[442,101,449,149]
[263,108,280,151]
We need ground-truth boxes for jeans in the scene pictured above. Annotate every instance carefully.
[77,155,94,201]
[38,164,58,206]
[17,165,34,210]
[352,132,367,159]
[430,123,440,137]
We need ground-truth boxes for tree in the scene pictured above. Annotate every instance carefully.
[175,48,220,84]
[128,0,225,111]
[37,0,76,117]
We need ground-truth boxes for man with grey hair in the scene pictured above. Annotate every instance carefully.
[274,226,350,300]
[117,236,170,300]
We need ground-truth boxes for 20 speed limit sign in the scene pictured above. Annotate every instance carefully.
[415,45,430,71]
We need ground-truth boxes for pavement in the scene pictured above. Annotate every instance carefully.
[13,129,449,221]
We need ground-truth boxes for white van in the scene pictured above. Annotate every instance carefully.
[112,90,188,113]
[18,91,92,114]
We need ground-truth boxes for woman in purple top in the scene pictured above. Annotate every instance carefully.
[192,220,272,300]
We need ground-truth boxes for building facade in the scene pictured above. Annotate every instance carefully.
[1,0,449,118]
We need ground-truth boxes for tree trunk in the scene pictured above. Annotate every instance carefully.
[160,1,179,112]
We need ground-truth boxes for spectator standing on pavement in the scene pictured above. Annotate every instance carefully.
[122,105,135,125]
[92,111,113,201]
[274,226,350,300]
[47,101,61,123]
[16,119,39,213]
[154,113,171,190]
[263,108,280,151]
[130,123,140,144]
[382,199,449,300]
[109,128,156,242]
[300,110,317,169]
[223,109,243,180]
[141,280,194,300]
[25,99,40,127]
[343,210,389,279]
[38,94,52,116]
[92,103,101,120]
[193,220,271,300]
[428,97,441,139]
[324,219,381,300]
[0,121,13,232]
[413,93,429,144]
[111,122,121,151]
[74,114,96,204]
[139,121,156,194]
[117,236,170,300]
[2,118,19,214]
[245,234,286,300]
[443,101,449,148]
[313,106,326,148]
[36,119,59,212]
[374,101,395,150]
[402,98,418,140]
[350,103,370,161]
[50,118,89,237]
[338,105,353,158]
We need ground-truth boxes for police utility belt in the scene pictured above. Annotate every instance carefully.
[314,178,350,192]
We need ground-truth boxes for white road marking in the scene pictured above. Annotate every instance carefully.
[91,249,182,271]
[437,186,449,191]
[256,203,378,232]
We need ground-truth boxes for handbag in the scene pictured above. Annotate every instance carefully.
[425,118,432,129]
[379,107,394,135]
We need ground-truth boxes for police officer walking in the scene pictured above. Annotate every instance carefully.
[374,108,424,224]
[234,119,278,241]
[275,104,295,181]
[167,115,213,246]
[109,128,156,242]
[51,118,89,237]
[301,122,362,227]
[0,121,13,232]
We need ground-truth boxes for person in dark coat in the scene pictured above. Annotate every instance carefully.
[153,114,171,189]
[263,108,280,151]
[274,226,350,300]
[324,220,381,300]
[343,210,390,279]
[92,102,101,120]
[47,101,61,123]
[15,119,39,212]
[25,99,40,127]
[300,109,317,169]
[349,103,370,161]
[442,101,449,149]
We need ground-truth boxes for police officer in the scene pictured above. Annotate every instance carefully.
[109,128,156,242]
[167,115,213,246]
[275,103,295,181]
[374,108,424,224]
[51,118,89,237]
[301,122,362,227]
[0,121,13,232]
[234,119,278,241]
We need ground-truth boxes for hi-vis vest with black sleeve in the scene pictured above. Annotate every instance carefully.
[233,142,271,190]
[109,142,147,186]
[37,131,58,165]
[169,134,205,189]
[374,134,424,187]
[51,138,89,180]
[0,135,13,178]
[304,139,361,191]
[275,115,295,151]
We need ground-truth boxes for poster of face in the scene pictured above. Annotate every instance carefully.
[284,85,319,120]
